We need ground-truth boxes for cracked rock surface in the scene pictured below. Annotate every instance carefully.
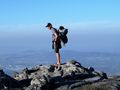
[0,60,120,90]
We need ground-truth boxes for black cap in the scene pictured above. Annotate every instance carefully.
[45,23,52,27]
[59,26,64,30]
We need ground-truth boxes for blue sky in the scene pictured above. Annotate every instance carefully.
[0,0,120,53]
[0,0,120,26]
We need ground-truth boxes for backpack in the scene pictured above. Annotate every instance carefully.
[58,29,68,45]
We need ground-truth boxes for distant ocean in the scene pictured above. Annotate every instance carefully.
[0,50,120,76]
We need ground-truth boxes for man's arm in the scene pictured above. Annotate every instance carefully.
[51,28,58,41]
[54,32,58,41]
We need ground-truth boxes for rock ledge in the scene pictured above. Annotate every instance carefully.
[0,60,120,90]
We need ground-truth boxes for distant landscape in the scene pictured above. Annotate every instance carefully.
[0,50,120,76]
[0,26,120,76]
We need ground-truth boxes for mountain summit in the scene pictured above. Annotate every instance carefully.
[0,60,120,90]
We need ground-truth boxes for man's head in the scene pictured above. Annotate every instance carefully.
[46,23,52,30]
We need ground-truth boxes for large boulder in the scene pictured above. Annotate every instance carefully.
[13,60,109,90]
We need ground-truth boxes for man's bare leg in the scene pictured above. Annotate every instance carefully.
[56,52,61,65]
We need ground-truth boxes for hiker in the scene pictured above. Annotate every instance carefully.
[46,23,62,65]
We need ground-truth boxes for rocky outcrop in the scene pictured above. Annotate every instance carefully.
[0,60,120,90]
[0,69,21,90]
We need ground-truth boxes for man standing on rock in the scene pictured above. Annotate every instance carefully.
[46,23,62,65]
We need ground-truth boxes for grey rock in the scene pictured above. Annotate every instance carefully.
[31,75,50,86]
[66,60,81,67]
[1,60,120,90]
[0,70,20,90]
[25,85,42,90]
[0,69,4,75]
